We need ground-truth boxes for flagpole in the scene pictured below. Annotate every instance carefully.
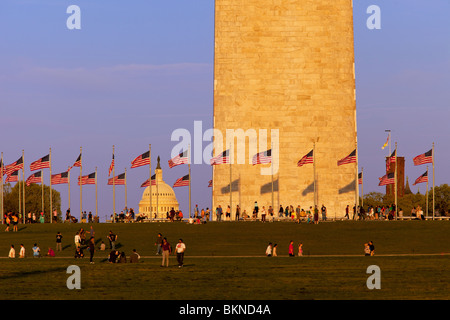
[113,145,115,223]
[426,166,429,218]
[189,144,192,219]
[49,148,53,223]
[42,170,44,214]
[95,166,98,218]
[271,143,274,214]
[149,144,152,221]
[432,142,435,220]
[79,146,82,223]
[22,150,25,224]
[68,166,71,214]
[394,142,398,220]
[125,168,127,211]
[361,167,364,209]
[229,144,232,221]
[355,142,359,214]
[18,170,21,219]
[313,142,316,209]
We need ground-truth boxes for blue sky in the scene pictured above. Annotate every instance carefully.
[0,1,448,219]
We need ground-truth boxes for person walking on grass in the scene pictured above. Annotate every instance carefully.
[161,237,171,267]
[155,233,163,255]
[265,242,273,257]
[175,239,186,268]
[298,243,303,256]
[56,232,63,252]
[88,236,95,264]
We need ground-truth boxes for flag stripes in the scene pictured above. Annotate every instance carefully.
[252,149,272,165]
[26,171,42,186]
[413,171,428,186]
[30,154,50,171]
[168,150,189,168]
[108,173,126,185]
[378,172,395,186]
[5,170,19,183]
[297,150,313,167]
[337,149,356,166]
[131,151,150,168]
[4,156,24,176]
[78,172,96,185]
[51,171,69,185]
[413,149,433,166]
[210,150,230,165]
[173,174,190,188]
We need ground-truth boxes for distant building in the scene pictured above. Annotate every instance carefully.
[139,157,179,219]
[386,156,405,198]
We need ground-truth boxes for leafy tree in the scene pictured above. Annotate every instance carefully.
[2,182,61,222]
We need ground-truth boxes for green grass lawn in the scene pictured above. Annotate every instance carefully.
[0,220,449,300]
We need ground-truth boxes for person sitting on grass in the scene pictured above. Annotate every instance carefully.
[47,247,55,257]
[109,250,119,263]
[32,243,41,258]
[75,247,84,259]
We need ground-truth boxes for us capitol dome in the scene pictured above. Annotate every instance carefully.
[139,156,179,219]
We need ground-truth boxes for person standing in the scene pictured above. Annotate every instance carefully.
[175,239,186,268]
[74,232,81,249]
[288,241,294,257]
[261,206,266,222]
[321,205,327,221]
[369,241,375,256]
[314,206,319,224]
[345,205,350,220]
[265,242,272,257]
[56,232,63,252]
[108,230,117,250]
[235,205,240,221]
[161,237,171,267]
[155,233,163,255]
[298,243,303,256]
[88,236,95,264]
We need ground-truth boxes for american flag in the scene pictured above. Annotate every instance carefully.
[210,150,230,165]
[208,179,212,187]
[168,150,189,168]
[358,172,363,185]
[69,154,82,170]
[30,154,50,171]
[26,171,42,186]
[252,149,272,165]
[4,156,24,176]
[108,172,126,185]
[413,149,433,166]
[413,171,428,186]
[51,171,69,185]
[337,149,356,166]
[108,154,115,176]
[386,149,396,172]
[140,174,156,187]
[378,172,395,186]
[131,151,150,168]
[78,172,96,185]
[5,170,19,183]
[173,174,190,188]
[297,150,313,167]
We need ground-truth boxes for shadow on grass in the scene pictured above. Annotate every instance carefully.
[0,266,68,281]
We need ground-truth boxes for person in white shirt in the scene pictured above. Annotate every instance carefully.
[265,242,272,257]
[74,232,81,248]
[19,244,25,258]
[175,239,186,268]
[8,245,15,258]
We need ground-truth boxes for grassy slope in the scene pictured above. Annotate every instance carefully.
[0,221,449,300]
